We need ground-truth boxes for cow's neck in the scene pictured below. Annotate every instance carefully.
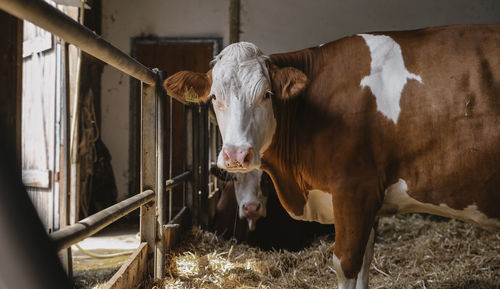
[261,49,325,216]
[270,48,317,76]
[261,96,309,216]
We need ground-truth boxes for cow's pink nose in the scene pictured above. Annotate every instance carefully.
[242,202,261,219]
[223,147,254,169]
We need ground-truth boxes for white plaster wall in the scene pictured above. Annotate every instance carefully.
[240,0,500,53]
[101,0,499,200]
[101,0,229,200]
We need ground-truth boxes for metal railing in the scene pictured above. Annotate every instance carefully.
[0,0,207,281]
[51,190,155,251]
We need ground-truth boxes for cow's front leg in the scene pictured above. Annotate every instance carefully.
[355,226,376,289]
[331,184,380,289]
[333,227,376,289]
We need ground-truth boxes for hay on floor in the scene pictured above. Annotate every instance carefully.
[148,214,499,289]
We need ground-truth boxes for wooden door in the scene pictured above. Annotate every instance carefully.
[21,20,57,232]
[133,39,218,219]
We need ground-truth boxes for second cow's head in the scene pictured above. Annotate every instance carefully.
[164,42,308,172]
[211,166,273,231]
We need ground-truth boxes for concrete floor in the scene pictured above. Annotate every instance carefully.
[72,220,140,288]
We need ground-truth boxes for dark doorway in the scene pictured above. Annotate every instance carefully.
[130,38,221,218]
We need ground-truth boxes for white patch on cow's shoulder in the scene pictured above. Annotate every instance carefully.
[287,190,334,224]
[380,179,500,228]
[358,34,423,124]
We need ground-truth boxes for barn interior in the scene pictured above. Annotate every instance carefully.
[0,0,499,289]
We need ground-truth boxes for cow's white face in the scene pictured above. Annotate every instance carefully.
[164,42,308,172]
[210,43,276,172]
[233,169,268,231]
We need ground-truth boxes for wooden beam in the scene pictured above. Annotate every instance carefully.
[103,242,148,289]
[229,0,240,44]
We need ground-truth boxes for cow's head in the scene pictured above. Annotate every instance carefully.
[164,42,308,172]
[211,166,271,231]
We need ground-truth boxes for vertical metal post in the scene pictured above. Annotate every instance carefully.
[184,104,194,212]
[155,70,166,278]
[59,42,72,277]
[140,81,157,277]
[69,2,85,226]
[140,69,166,279]
[191,105,200,226]
[53,37,72,276]
[54,37,62,232]
[199,103,210,228]
[207,117,219,222]
[168,93,173,221]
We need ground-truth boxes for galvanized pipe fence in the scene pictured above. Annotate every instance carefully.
[0,0,213,282]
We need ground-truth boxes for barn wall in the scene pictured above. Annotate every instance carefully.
[240,0,500,53]
[101,0,229,200]
[101,0,500,200]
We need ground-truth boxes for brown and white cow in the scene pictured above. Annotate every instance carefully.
[210,167,334,251]
[164,24,500,288]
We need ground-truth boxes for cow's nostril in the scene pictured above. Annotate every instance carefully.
[223,148,231,161]
[255,203,261,212]
[243,148,254,165]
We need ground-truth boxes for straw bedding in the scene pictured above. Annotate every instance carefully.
[148,214,499,289]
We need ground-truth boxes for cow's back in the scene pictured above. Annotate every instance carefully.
[270,24,500,226]
[386,25,500,222]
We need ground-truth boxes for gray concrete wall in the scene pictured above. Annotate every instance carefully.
[241,0,500,53]
[101,0,499,200]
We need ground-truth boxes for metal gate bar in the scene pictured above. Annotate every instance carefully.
[51,190,155,251]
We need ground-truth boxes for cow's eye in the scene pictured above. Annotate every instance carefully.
[264,91,273,100]
[210,94,216,101]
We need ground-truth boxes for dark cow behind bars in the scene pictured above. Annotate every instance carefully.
[210,167,333,251]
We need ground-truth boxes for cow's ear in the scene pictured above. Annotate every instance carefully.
[210,166,236,182]
[269,65,308,100]
[163,70,212,103]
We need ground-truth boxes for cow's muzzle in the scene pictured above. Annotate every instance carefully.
[241,201,266,231]
[222,147,254,170]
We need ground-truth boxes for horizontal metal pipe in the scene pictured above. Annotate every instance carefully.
[51,190,155,251]
[168,206,189,227]
[165,170,192,190]
[0,0,156,85]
